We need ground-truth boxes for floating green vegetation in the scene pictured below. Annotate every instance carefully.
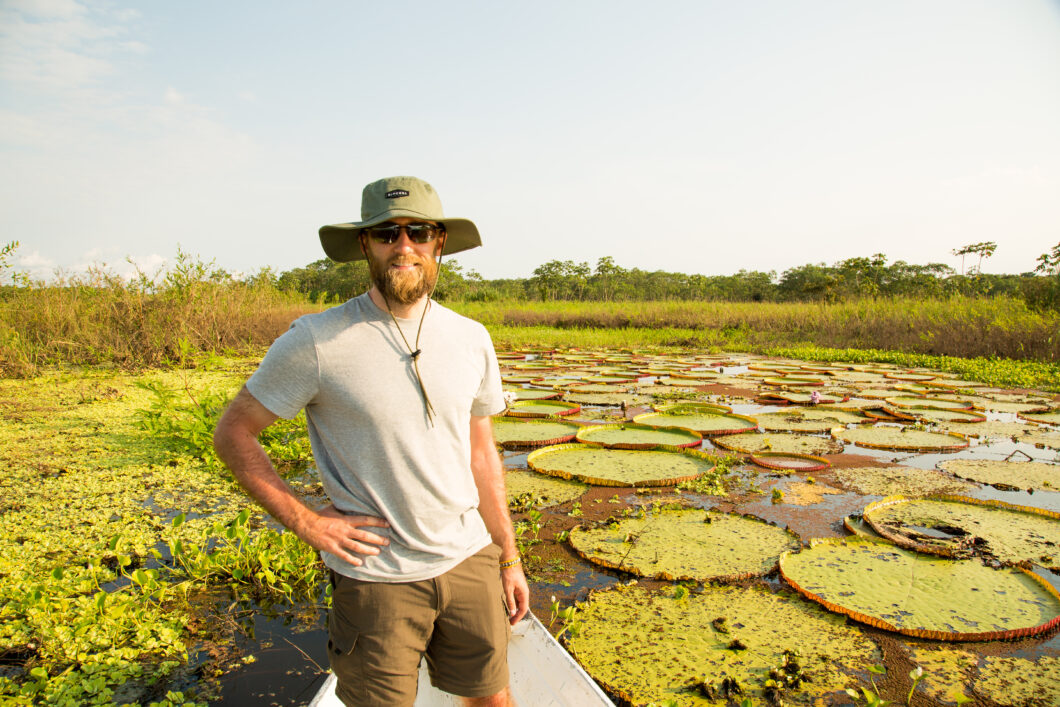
[506,399,581,417]
[755,408,869,433]
[832,426,969,452]
[884,396,972,410]
[563,391,651,406]
[565,583,880,705]
[1020,410,1060,425]
[505,469,586,510]
[863,496,1060,569]
[491,417,581,449]
[632,411,757,436]
[907,646,977,705]
[653,402,733,415]
[943,421,1060,449]
[977,655,1060,707]
[748,452,830,473]
[757,390,847,405]
[713,432,844,456]
[940,459,1059,492]
[905,408,987,424]
[833,466,974,497]
[780,537,1060,640]
[527,444,718,487]
[501,386,560,401]
[574,423,702,449]
[780,481,843,506]
[568,509,800,581]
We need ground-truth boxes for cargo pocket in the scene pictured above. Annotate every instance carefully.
[328,626,366,704]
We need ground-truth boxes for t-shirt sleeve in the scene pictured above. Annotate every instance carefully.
[471,326,506,417]
[246,319,320,419]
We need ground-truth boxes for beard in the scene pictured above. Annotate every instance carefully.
[368,250,439,306]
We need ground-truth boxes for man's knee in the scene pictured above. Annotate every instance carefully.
[461,686,513,707]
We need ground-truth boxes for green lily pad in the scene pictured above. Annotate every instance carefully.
[713,432,844,456]
[832,426,969,452]
[756,408,870,433]
[563,392,651,406]
[502,386,561,401]
[491,417,581,449]
[939,459,1059,491]
[506,399,581,418]
[565,583,880,705]
[833,466,974,497]
[1019,410,1060,425]
[654,402,733,414]
[863,495,1060,569]
[905,408,987,424]
[667,370,723,380]
[977,655,1060,707]
[757,391,847,405]
[749,452,831,472]
[780,536,1060,640]
[558,383,631,393]
[943,421,1060,448]
[575,423,702,449]
[885,396,973,410]
[505,469,586,510]
[631,411,757,436]
[527,444,717,487]
[569,509,800,581]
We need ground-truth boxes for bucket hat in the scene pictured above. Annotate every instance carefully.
[319,176,482,262]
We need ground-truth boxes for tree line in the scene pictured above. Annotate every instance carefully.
[276,242,1060,309]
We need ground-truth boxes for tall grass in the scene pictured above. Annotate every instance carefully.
[452,297,1060,362]
[0,258,321,377]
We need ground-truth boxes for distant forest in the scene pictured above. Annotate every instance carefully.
[277,241,1060,309]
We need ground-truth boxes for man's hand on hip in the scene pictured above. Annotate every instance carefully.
[302,504,390,567]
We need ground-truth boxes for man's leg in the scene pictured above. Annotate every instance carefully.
[462,686,514,706]
[327,571,436,707]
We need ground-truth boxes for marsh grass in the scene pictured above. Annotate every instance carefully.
[453,296,1060,362]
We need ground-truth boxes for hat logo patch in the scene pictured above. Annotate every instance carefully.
[385,189,410,199]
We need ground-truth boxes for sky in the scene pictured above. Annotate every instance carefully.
[2,0,1059,283]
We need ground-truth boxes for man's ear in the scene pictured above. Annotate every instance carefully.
[435,231,447,257]
[359,232,368,259]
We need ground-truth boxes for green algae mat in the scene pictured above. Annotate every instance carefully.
[505,469,586,509]
[862,495,1060,569]
[526,444,717,487]
[568,508,800,581]
[492,417,581,449]
[632,411,757,436]
[574,422,702,449]
[566,583,879,705]
[779,537,1060,640]
[939,458,1059,491]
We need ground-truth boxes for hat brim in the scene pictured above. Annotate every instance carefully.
[319,211,481,262]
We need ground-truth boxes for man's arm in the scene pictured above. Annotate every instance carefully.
[469,414,530,626]
[213,387,390,566]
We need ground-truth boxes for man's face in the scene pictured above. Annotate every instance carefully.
[361,218,445,306]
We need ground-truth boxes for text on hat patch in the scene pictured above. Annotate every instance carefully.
[385,189,410,199]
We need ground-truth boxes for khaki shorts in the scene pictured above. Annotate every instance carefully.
[327,544,511,706]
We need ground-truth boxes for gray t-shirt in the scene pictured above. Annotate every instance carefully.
[246,293,506,582]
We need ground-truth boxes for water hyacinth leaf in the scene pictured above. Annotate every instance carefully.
[632,411,757,436]
[505,469,586,509]
[569,508,800,581]
[862,495,1060,569]
[833,466,974,497]
[505,399,582,418]
[779,536,1060,640]
[575,423,702,449]
[832,426,969,452]
[566,583,879,705]
[713,432,844,456]
[527,444,717,487]
[939,459,1059,491]
[491,417,581,449]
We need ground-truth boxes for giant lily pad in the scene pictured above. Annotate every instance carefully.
[505,469,586,510]
[832,426,969,452]
[749,452,831,473]
[862,495,1060,569]
[502,386,561,401]
[1019,410,1060,425]
[526,444,717,487]
[491,417,581,449]
[569,508,800,581]
[943,421,1060,449]
[575,423,702,449]
[756,408,870,433]
[565,583,880,705]
[563,391,651,406]
[779,536,1060,640]
[884,396,973,410]
[505,399,581,418]
[939,459,1059,491]
[757,390,848,405]
[654,401,733,415]
[905,408,986,424]
[632,411,757,436]
[713,432,844,456]
[833,466,974,497]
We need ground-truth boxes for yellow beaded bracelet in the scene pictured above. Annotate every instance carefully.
[499,556,522,569]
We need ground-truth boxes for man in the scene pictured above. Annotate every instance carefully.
[213,176,529,707]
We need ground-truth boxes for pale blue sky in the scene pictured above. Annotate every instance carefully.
[2,0,1058,282]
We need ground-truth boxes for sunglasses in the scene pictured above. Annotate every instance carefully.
[364,223,444,244]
